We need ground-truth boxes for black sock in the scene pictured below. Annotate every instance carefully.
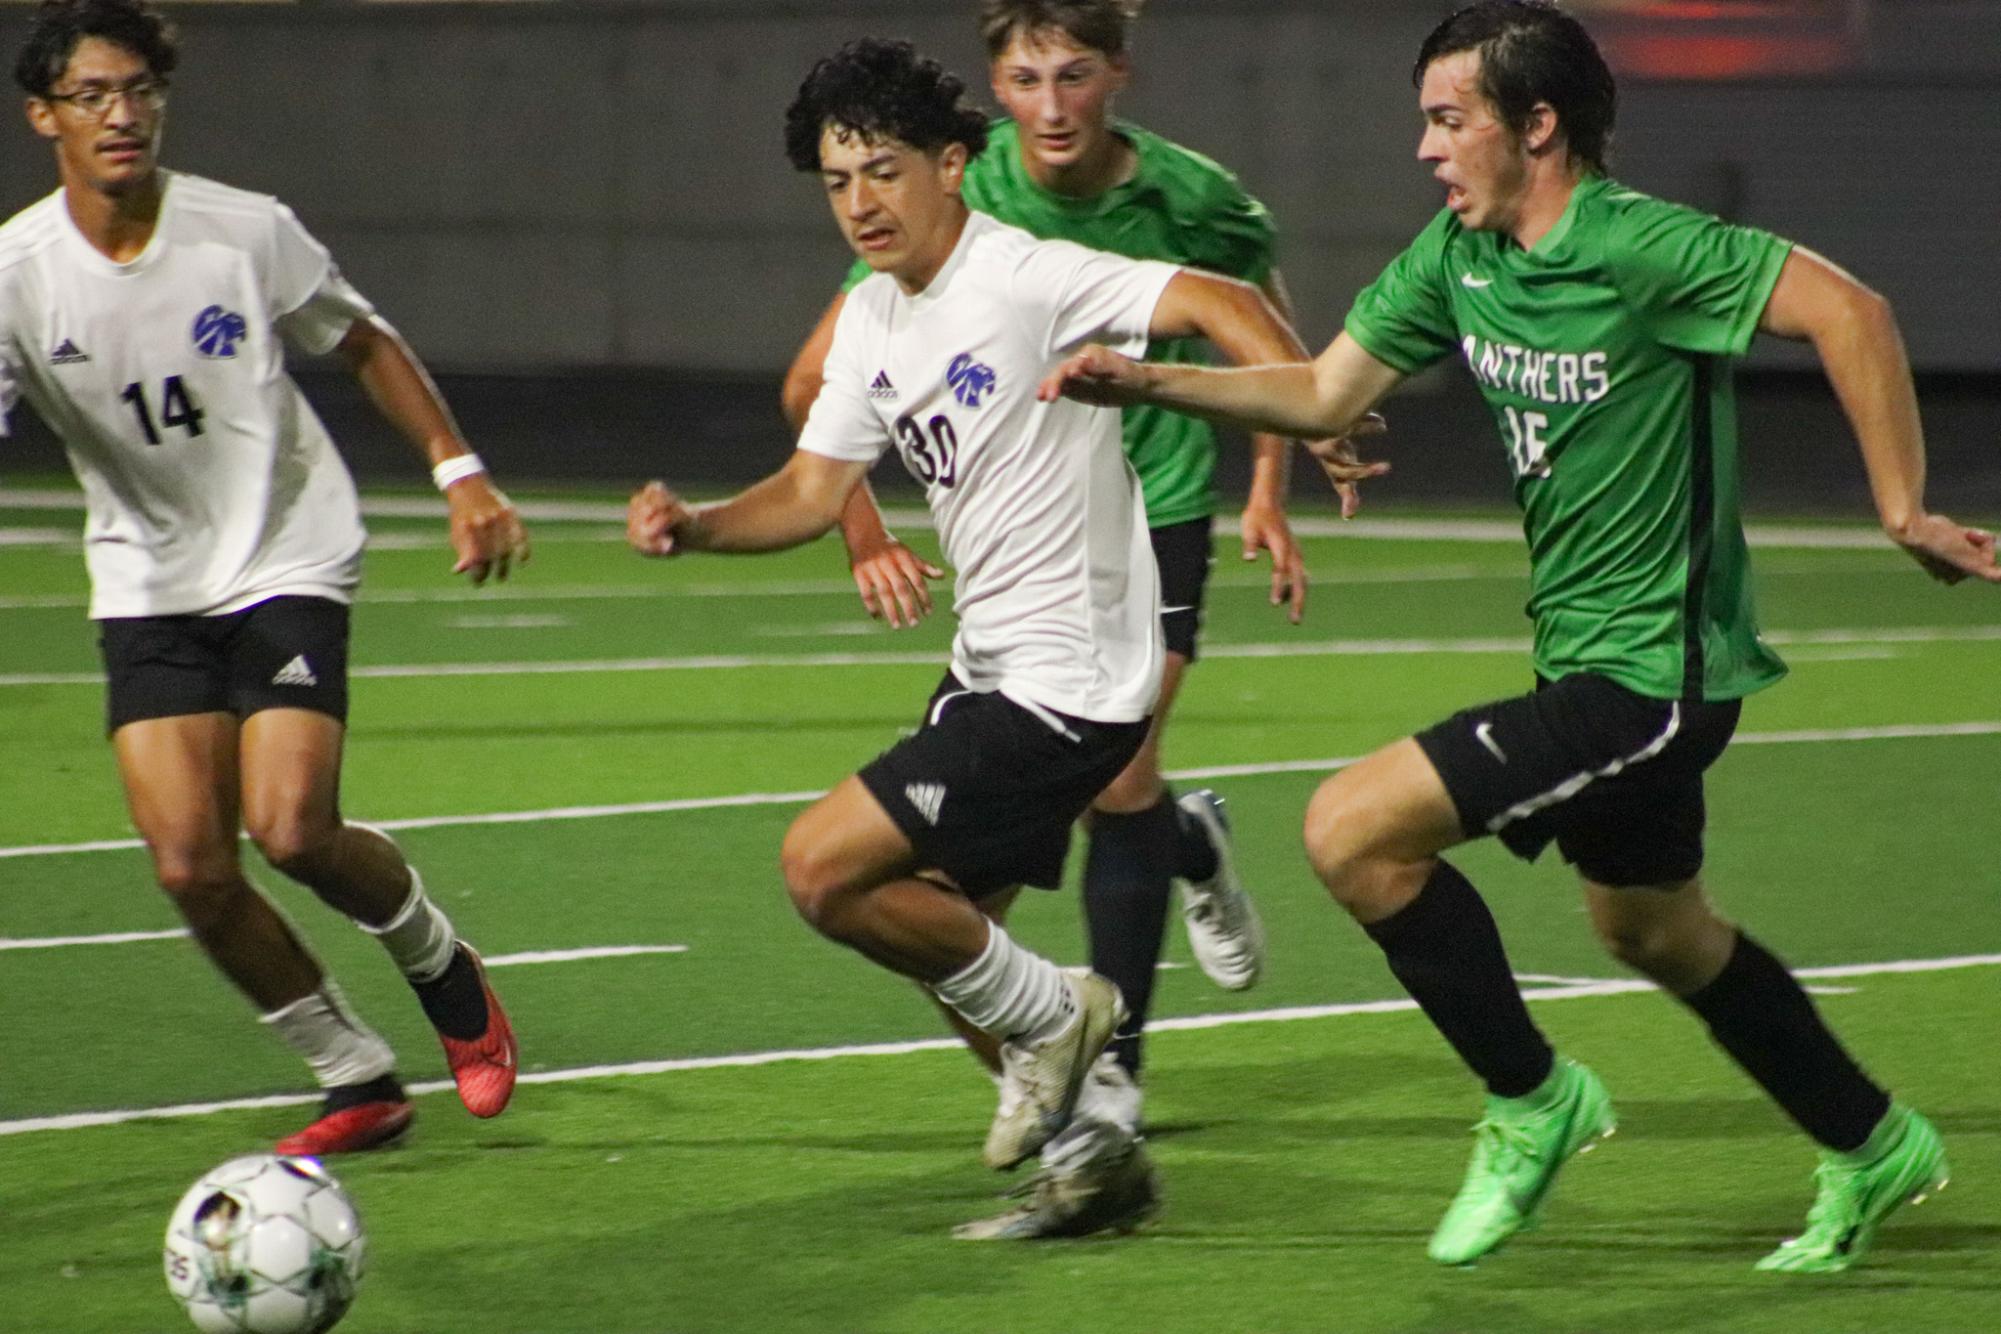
[1682,933,1890,1152]
[1363,860,1554,1099]
[323,1072,405,1112]
[1169,788,1221,884]
[1083,798,1178,1077]
[410,945,489,1041]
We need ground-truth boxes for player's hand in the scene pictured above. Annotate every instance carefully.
[1240,501,1308,624]
[1303,415,1391,516]
[850,537,945,629]
[1037,344,1151,407]
[1890,512,2001,585]
[628,480,690,558]
[444,474,531,585]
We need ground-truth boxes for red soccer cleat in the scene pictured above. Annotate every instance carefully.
[275,1099,414,1156]
[435,946,517,1118]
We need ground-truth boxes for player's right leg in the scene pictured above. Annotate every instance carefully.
[112,712,409,1154]
[1305,682,1661,1265]
[229,596,516,1119]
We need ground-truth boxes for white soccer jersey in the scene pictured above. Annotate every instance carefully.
[0,170,375,618]
[800,212,1177,723]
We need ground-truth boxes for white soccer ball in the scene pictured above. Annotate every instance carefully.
[163,1153,367,1334]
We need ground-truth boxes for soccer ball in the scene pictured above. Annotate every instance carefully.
[163,1154,367,1334]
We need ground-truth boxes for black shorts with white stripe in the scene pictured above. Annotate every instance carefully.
[1413,672,1741,887]
[858,672,1149,898]
[1150,515,1214,661]
[98,595,351,734]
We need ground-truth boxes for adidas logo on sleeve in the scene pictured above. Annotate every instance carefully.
[49,338,89,365]
[867,370,899,402]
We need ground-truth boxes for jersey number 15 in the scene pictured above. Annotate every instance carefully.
[121,375,206,446]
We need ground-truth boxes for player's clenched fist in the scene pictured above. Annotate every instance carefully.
[628,480,690,557]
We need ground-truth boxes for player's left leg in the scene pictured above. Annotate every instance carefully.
[1582,874,1947,1271]
[237,704,517,1119]
[783,778,1124,1170]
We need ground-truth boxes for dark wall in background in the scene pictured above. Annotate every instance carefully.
[1,1,1997,372]
[6,366,1996,518]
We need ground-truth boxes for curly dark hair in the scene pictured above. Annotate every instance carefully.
[13,0,177,97]
[784,38,989,173]
[978,1,1144,61]
[1415,1,1615,173]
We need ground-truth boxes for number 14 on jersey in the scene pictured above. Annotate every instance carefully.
[121,375,206,446]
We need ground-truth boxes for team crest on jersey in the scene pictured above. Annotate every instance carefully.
[946,353,997,409]
[192,305,249,359]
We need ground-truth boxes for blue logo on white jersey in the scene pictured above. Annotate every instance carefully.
[192,305,249,359]
[947,353,997,409]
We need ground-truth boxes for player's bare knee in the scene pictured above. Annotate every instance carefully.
[153,858,248,931]
[779,832,850,932]
[1092,762,1162,816]
[1302,776,1373,901]
[248,812,340,882]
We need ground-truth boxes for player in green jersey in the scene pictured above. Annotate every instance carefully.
[782,0,1363,1158]
[1044,0,1995,1272]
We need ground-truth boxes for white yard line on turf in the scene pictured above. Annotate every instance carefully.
[0,489,1901,548]
[4,720,1998,862]
[0,933,687,965]
[3,952,1994,1139]
[4,623,1999,687]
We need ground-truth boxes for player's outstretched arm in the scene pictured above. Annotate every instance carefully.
[337,316,530,585]
[1048,272,1408,464]
[628,450,871,559]
[784,293,943,628]
[1759,248,2001,584]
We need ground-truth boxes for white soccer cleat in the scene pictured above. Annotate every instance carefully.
[1176,789,1266,991]
[955,1136,1161,1240]
[982,970,1127,1171]
[1072,1052,1143,1137]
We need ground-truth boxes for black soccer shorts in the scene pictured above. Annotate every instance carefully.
[98,595,352,734]
[1150,516,1214,661]
[859,672,1149,897]
[1414,672,1742,887]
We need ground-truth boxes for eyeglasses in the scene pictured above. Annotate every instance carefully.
[45,78,169,119]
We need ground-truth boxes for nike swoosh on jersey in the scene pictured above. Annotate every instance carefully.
[1461,274,1494,288]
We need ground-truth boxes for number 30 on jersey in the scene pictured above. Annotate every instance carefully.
[894,412,959,488]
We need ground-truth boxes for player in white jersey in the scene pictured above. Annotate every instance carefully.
[626,38,1352,1238]
[3,0,526,1153]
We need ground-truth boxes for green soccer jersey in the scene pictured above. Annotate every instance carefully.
[1344,176,1791,701]
[848,119,1277,527]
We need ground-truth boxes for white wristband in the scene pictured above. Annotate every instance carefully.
[431,454,486,492]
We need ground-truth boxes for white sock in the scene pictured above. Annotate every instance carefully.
[932,922,1076,1045]
[358,866,457,983]
[261,982,396,1089]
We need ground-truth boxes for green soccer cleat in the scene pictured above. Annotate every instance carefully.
[1427,1058,1617,1266]
[1756,1104,1949,1274]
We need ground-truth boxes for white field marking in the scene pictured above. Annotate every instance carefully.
[5,720,2000,863]
[6,623,1999,688]
[0,928,188,950]
[0,488,1899,547]
[0,563,1514,613]
[753,622,894,638]
[3,952,1994,1139]
[444,614,573,630]
[0,931,686,965]
[1778,646,1905,662]
[483,944,687,966]
[1804,985,1859,995]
